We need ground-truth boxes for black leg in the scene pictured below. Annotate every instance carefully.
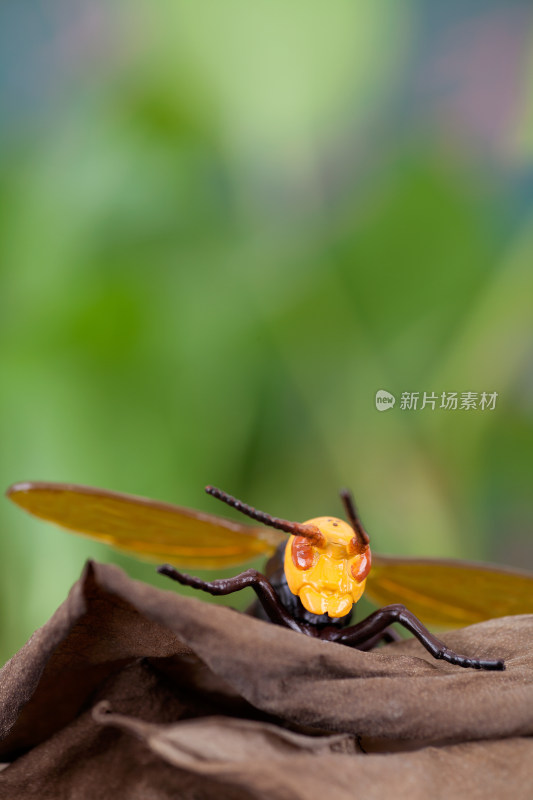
[355,626,402,651]
[326,604,505,671]
[157,565,308,635]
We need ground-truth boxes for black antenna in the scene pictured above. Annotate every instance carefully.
[340,488,370,548]
[206,486,325,546]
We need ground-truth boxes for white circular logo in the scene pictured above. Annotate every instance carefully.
[375,390,396,411]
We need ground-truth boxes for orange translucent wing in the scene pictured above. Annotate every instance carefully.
[368,553,533,628]
[6,482,285,568]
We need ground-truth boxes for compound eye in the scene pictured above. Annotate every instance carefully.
[291,536,315,570]
[351,547,372,583]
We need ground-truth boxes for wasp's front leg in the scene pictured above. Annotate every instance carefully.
[157,565,309,635]
[325,604,505,671]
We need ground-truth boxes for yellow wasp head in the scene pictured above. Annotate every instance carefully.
[202,485,371,619]
[284,516,372,618]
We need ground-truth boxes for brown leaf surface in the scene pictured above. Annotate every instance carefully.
[1,561,532,799]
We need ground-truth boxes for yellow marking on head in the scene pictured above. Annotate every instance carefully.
[284,516,371,618]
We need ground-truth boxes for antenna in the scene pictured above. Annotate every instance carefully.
[340,488,370,553]
[206,486,326,547]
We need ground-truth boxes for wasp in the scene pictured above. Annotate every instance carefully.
[7,481,533,670]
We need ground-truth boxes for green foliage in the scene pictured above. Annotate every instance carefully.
[1,2,532,665]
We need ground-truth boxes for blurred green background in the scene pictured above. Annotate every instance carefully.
[1,1,533,666]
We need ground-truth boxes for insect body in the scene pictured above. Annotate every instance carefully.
[7,481,533,670]
[158,486,504,670]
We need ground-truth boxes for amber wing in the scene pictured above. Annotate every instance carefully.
[368,553,533,627]
[6,482,285,569]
